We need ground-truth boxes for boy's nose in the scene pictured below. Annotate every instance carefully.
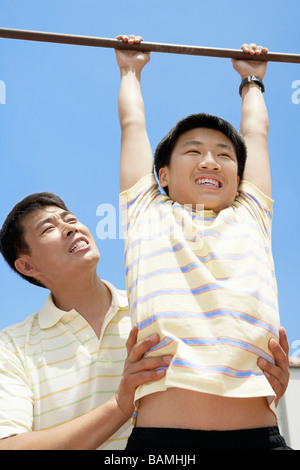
[197,152,221,170]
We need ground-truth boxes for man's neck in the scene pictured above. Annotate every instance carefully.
[51,274,112,338]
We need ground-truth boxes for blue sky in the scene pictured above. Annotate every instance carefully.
[0,0,300,357]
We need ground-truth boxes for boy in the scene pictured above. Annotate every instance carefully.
[0,42,287,450]
[115,36,290,450]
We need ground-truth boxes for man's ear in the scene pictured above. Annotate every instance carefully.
[14,257,40,278]
[158,167,169,188]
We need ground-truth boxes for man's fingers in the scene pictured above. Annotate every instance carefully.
[121,354,172,392]
[268,332,289,378]
[126,350,172,381]
[278,326,289,357]
[125,358,171,389]
[269,338,287,370]
[132,368,166,386]
[128,332,161,362]
[127,352,173,377]
[138,354,172,372]
[257,329,290,403]
[125,324,139,355]
[257,358,283,405]
[258,357,285,384]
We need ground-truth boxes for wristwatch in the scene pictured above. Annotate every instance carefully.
[239,75,265,97]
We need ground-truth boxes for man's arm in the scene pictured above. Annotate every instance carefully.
[115,35,153,192]
[0,327,171,450]
[232,43,271,197]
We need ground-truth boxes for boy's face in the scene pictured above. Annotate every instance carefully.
[14,206,100,288]
[158,127,240,212]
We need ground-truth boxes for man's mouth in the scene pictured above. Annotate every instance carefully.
[69,239,89,253]
[195,177,222,188]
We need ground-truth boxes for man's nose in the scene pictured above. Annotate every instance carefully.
[62,223,78,238]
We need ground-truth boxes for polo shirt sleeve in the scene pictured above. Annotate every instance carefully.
[120,173,163,238]
[237,180,274,239]
[0,333,34,439]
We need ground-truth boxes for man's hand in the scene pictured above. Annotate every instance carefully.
[258,327,290,407]
[0,325,171,450]
[232,43,268,80]
[115,325,172,418]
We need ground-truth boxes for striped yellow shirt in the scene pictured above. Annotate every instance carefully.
[0,280,132,450]
[121,174,280,418]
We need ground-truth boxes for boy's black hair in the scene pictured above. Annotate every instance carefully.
[154,113,247,195]
[0,192,69,288]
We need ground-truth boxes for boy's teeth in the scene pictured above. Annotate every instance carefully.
[196,178,220,187]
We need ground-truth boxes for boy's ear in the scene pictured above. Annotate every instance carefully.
[14,257,40,278]
[158,167,169,188]
[236,175,240,196]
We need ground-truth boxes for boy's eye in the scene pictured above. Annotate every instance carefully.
[218,153,231,158]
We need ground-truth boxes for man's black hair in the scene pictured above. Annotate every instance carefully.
[0,192,69,288]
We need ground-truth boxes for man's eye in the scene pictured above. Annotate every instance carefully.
[42,226,54,234]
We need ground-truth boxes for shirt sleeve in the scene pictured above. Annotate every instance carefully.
[0,335,34,439]
[237,180,274,239]
[120,173,164,239]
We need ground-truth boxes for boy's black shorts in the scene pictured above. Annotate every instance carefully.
[125,426,292,451]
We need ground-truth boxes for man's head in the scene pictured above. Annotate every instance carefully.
[0,193,99,289]
[154,113,247,212]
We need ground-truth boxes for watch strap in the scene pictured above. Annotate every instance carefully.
[239,75,265,97]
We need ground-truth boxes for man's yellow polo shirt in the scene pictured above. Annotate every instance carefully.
[0,280,132,450]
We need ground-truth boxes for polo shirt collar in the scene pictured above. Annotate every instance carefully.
[102,279,128,310]
[38,279,128,329]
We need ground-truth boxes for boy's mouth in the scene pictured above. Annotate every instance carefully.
[195,177,222,188]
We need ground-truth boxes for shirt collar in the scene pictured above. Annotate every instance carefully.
[102,279,129,310]
[38,280,129,330]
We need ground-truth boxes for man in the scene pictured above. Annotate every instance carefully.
[0,192,171,449]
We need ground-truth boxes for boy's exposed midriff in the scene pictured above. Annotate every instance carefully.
[136,388,277,430]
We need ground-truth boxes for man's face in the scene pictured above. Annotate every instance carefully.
[158,127,240,212]
[15,206,100,287]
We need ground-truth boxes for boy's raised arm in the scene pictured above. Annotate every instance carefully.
[232,44,271,197]
[115,35,153,192]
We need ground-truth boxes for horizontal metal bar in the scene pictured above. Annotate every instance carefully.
[1,27,300,64]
